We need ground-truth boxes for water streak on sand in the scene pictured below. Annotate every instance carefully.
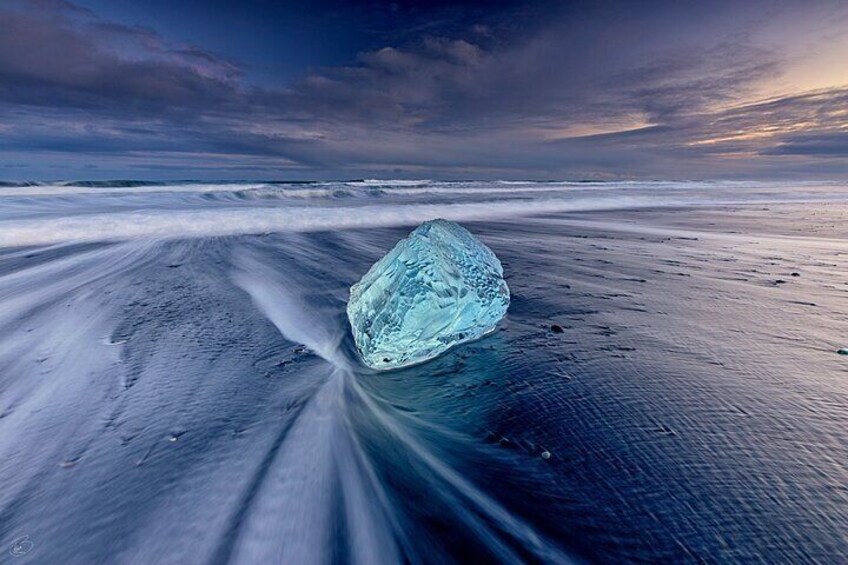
[231,252,573,563]
[0,181,847,562]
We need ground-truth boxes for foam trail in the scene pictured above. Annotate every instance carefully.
[232,250,348,369]
[230,249,574,564]
[3,179,848,247]
[229,256,401,563]
[0,196,660,246]
[0,183,269,197]
[219,367,398,565]
[348,375,573,564]
[1,183,846,562]
[0,241,162,542]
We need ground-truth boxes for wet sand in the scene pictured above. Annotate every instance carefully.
[0,189,846,563]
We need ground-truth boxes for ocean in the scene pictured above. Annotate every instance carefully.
[0,180,846,563]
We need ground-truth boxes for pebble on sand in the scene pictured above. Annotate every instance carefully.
[550,324,564,334]
[541,450,552,460]
[838,348,848,355]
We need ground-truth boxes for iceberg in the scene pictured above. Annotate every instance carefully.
[347,219,510,370]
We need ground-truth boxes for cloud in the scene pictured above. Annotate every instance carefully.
[0,0,847,179]
[766,132,848,156]
[0,1,242,113]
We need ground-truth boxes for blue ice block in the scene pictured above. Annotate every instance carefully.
[347,219,510,370]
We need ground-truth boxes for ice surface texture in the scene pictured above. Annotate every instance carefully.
[347,219,510,370]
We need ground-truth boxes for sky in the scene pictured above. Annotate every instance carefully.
[0,0,847,180]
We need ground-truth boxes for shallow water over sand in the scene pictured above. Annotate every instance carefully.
[0,181,846,563]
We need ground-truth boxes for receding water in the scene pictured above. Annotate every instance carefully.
[0,180,846,563]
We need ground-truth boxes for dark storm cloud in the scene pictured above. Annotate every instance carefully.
[0,0,846,179]
[766,133,848,156]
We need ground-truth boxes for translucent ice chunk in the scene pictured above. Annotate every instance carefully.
[347,219,510,370]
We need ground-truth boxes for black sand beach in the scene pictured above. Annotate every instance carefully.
[0,182,846,563]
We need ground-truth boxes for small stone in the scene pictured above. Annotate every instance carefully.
[838,348,848,355]
[540,450,551,460]
[550,324,564,333]
[790,272,800,277]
